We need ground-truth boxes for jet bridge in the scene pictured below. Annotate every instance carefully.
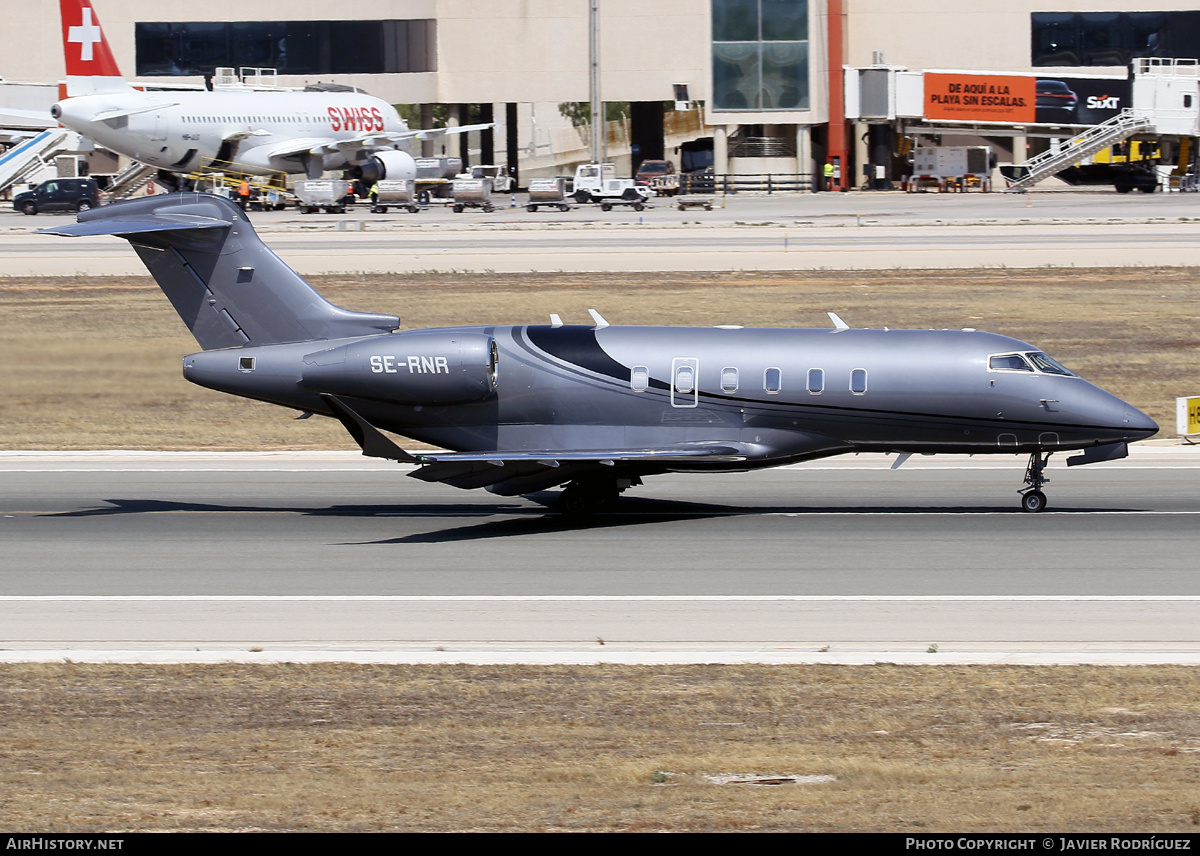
[845,58,1200,192]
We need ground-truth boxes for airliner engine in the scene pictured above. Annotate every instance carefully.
[354,150,418,184]
[302,331,498,405]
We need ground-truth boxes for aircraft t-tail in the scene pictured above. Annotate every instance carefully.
[43,194,1158,514]
[52,0,488,185]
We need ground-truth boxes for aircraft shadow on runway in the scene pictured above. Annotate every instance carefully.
[41,495,1132,545]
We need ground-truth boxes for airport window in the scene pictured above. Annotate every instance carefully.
[712,0,809,110]
[630,365,649,392]
[1032,11,1200,67]
[720,366,739,392]
[850,368,868,394]
[807,367,824,394]
[764,367,782,394]
[136,19,437,77]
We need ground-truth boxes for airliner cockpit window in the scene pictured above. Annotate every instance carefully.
[989,353,1034,372]
[1027,352,1076,376]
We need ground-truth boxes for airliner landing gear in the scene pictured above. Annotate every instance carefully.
[557,475,640,517]
[1019,451,1052,513]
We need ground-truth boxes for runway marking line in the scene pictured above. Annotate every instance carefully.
[3,595,1200,602]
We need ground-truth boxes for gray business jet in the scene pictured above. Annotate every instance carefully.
[43,193,1158,514]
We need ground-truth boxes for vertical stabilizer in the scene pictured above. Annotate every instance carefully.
[40,193,400,349]
[60,0,134,96]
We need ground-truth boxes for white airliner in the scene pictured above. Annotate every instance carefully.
[51,0,486,185]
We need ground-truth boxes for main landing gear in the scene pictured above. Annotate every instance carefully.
[1019,451,1052,513]
[557,475,640,517]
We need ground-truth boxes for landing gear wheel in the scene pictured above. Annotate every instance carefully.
[557,478,620,519]
[1021,490,1047,513]
[1019,451,1052,513]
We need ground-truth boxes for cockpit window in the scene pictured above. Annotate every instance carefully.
[989,353,1034,372]
[1027,352,1075,376]
[988,351,1077,376]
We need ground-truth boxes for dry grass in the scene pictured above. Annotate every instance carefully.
[1,268,1196,449]
[1,663,1199,832]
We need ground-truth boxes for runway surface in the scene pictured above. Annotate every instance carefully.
[2,446,1198,663]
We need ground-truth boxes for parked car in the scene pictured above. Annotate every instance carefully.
[1035,79,1079,123]
[13,178,100,215]
[634,159,678,196]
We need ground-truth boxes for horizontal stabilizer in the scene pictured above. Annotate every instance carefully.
[89,102,177,122]
[38,212,229,238]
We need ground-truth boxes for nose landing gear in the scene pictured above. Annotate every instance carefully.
[1019,451,1052,512]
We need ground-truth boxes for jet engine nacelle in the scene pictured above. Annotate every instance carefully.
[302,331,497,405]
[354,149,417,184]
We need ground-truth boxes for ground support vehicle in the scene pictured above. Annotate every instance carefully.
[459,165,515,193]
[525,177,571,212]
[571,163,653,211]
[675,195,715,211]
[370,180,421,213]
[649,174,680,196]
[450,178,495,213]
[294,180,354,214]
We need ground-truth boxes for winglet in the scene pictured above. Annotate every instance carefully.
[828,312,849,331]
[588,309,610,329]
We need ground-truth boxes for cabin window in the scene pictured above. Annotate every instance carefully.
[764,367,782,394]
[239,357,256,372]
[807,367,824,394]
[850,368,868,394]
[720,366,739,392]
[675,365,695,394]
[630,365,649,392]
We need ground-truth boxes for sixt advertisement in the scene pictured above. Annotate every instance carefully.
[925,73,1036,123]
[924,72,1130,126]
[1034,75,1131,125]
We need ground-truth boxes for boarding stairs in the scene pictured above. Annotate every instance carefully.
[0,129,70,194]
[1004,110,1154,192]
[105,161,158,200]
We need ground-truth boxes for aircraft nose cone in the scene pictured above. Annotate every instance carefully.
[1123,405,1158,440]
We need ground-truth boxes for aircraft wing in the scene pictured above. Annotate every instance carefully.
[392,122,494,142]
[321,394,752,494]
[257,122,494,160]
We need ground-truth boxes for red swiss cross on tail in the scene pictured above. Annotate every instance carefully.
[60,0,130,95]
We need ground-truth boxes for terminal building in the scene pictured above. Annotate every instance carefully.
[4,0,1200,192]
